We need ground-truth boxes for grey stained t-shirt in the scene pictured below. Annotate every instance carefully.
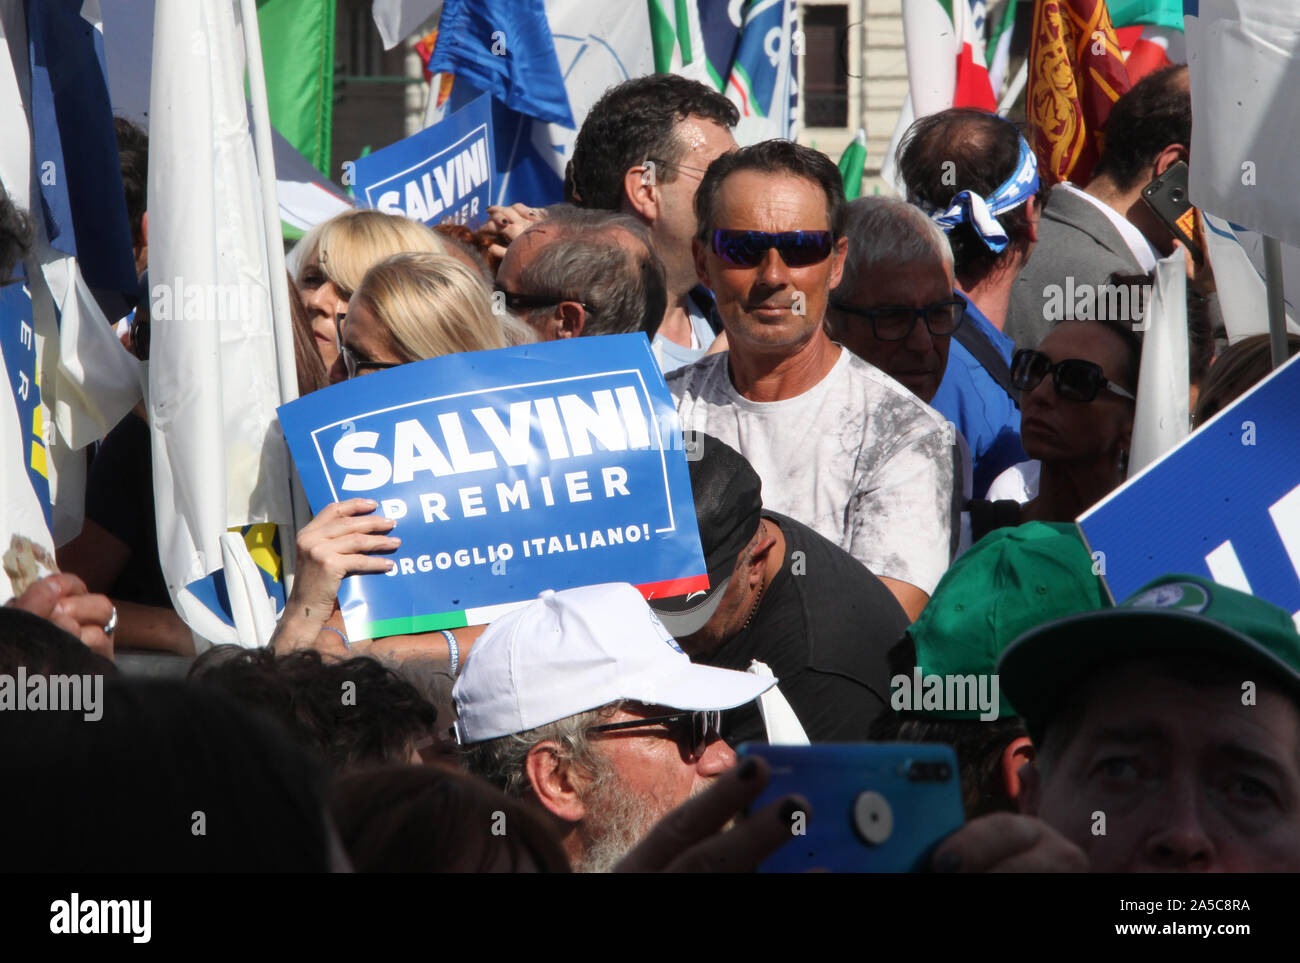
[667,348,957,595]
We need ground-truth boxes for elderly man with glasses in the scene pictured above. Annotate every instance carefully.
[455,582,775,873]
[667,140,958,621]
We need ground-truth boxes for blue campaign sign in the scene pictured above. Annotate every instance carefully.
[1078,353,1300,622]
[352,94,494,230]
[278,334,707,639]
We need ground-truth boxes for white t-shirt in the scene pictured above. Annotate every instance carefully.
[668,348,958,594]
[986,459,1041,503]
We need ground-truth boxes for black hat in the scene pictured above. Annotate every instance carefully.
[649,434,762,637]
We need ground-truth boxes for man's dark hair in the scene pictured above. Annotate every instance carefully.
[0,190,33,283]
[568,74,739,211]
[694,140,847,241]
[332,764,572,872]
[114,116,148,250]
[872,634,1029,818]
[871,711,1030,819]
[0,679,332,871]
[0,607,117,678]
[189,646,439,773]
[897,108,1046,278]
[517,206,668,336]
[1092,65,1191,191]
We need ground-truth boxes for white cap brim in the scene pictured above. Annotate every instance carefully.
[621,659,776,713]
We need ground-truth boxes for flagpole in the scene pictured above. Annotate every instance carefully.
[997,60,1028,117]
[240,0,306,583]
[1262,236,1291,369]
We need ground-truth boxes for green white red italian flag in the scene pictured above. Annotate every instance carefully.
[903,0,997,116]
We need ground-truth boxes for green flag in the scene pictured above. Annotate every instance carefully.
[838,129,867,201]
[257,0,335,178]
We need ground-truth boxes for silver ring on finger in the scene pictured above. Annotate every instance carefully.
[104,605,118,636]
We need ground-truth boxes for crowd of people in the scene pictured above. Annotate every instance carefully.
[5,64,1300,875]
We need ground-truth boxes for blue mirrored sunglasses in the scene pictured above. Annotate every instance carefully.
[711,229,833,268]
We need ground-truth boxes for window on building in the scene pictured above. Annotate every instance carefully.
[803,4,849,128]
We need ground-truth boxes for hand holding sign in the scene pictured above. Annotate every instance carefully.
[273,499,399,652]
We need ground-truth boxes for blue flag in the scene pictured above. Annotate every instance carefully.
[26,0,137,297]
[429,0,575,129]
[444,79,564,210]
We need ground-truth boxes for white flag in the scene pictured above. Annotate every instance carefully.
[148,0,294,648]
[1186,0,1300,247]
[1129,250,1190,475]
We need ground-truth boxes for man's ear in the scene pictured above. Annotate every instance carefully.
[555,301,586,338]
[1152,143,1187,179]
[828,235,848,291]
[744,525,779,589]
[623,164,660,222]
[1025,195,1041,243]
[1016,756,1043,815]
[524,742,587,824]
[692,235,712,290]
[1000,736,1035,803]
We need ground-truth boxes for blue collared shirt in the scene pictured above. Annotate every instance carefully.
[930,293,1026,499]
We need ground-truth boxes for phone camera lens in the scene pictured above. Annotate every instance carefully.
[1171,188,1184,203]
[936,763,951,780]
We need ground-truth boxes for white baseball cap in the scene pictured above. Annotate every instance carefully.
[452,583,776,744]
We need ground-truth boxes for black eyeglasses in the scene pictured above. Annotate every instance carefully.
[1011,348,1135,402]
[493,289,592,315]
[829,298,966,342]
[645,157,711,179]
[710,229,834,268]
[587,710,722,760]
[335,312,401,380]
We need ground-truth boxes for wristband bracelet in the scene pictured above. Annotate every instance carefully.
[440,629,460,677]
[322,626,350,651]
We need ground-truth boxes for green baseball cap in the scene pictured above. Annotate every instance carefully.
[906,522,1110,720]
[998,573,1300,741]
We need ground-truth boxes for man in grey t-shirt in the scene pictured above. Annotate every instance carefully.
[667,141,956,621]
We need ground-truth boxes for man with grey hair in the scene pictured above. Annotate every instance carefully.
[454,582,773,872]
[494,205,667,341]
[827,197,959,406]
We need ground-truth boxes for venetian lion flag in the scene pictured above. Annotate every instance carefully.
[1027,0,1132,186]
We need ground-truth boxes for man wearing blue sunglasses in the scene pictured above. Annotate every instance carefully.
[668,141,958,622]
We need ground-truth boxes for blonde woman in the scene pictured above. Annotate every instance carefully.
[294,210,448,370]
[275,252,531,668]
[329,252,509,382]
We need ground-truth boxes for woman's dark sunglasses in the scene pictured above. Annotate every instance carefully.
[335,312,400,380]
[587,709,722,759]
[710,229,833,268]
[1011,348,1135,402]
